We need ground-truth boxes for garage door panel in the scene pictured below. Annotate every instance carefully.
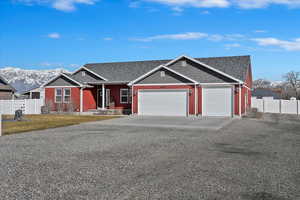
[203,87,232,117]
[138,90,187,116]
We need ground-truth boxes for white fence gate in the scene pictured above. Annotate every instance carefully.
[251,97,299,115]
[0,99,44,115]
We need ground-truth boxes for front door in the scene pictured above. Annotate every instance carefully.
[97,89,110,109]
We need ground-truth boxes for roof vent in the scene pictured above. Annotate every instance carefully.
[82,71,86,77]
[181,60,187,67]
[160,71,165,77]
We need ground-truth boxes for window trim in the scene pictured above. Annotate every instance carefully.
[55,88,63,103]
[120,88,129,104]
[63,88,71,103]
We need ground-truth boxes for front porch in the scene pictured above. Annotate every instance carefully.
[82,83,131,114]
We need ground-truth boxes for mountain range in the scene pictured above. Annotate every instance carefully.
[0,67,69,93]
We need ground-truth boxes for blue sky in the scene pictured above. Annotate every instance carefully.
[1,0,300,80]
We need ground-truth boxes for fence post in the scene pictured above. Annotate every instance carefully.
[279,100,282,114]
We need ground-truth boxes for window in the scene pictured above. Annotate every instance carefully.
[160,71,165,77]
[64,88,71,103]
[55,88,62,103]
[120,88,129,104]
[82,71,86,77]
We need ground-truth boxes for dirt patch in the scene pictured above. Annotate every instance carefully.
[242,192,289,200]
[214,143,263,157]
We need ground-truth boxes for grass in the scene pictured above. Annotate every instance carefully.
[1,114,119,135]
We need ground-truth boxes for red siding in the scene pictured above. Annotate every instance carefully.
[105,85,131,109]
[234,85,240,116]
[132,85,195,115]
[45,87,80,112]
[83,87,97,111]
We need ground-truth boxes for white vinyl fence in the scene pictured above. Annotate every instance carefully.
[251,97,299,115]
[0,99,44,115]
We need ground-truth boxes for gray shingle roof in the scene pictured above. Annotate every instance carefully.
[252,88,281,99]
[0,75,16,91]
[82,55,251,83]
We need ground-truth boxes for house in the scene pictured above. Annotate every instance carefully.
[0,75,16,100]
[21,86,45,100]
[43,55,252,117]
[252,88,281,100]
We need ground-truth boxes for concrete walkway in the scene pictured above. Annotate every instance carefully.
[91,116,234,130]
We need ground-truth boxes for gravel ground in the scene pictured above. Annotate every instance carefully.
[0,115,299,200]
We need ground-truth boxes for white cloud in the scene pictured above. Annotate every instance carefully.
[200,10,211,14]
[143,0,300,9]
[47,32,60,39]
[224,43,241,49]
[234,0,300,9]
[145,0,230,8]
[15,0,96,12]
[103,37,113,41]
[253,30,267,33]
[132,32,247,42]
[132,32,208,42]
[252,37,300,51]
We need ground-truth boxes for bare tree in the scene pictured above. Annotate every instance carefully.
[283,71,300,99]
[253,79,271,88]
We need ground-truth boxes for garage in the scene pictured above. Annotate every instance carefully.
[138,90,188,116]
[202,86,233,117]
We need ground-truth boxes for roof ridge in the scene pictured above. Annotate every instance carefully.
[84,55,250,65]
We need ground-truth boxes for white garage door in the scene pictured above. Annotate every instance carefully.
[138,90,188,116]
[202,87,233,117]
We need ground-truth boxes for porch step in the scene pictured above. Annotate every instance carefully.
[89,109,131,115]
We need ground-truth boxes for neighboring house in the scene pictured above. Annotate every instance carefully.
[252,88,281,100]
[0,75,16,100]
[21,86,45,100]
[43,55,253,117]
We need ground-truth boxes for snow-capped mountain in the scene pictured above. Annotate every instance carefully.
[0,67,69,93]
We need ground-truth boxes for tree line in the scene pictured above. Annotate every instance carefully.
[253,71,300,100]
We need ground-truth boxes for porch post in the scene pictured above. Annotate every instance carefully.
[239,85,242,117]
[80,88,83,113]
[102,84,105,109]
[194,84,197,115]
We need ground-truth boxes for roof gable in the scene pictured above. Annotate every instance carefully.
[168,57,239,83]
[83,55,250,83]
[44,74,81,87]
[72,68,105,83]
[136,68,194,84]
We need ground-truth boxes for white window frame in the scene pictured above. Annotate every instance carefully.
[120,88,129,104]
[55,88,63,103]
[63,88,71,103]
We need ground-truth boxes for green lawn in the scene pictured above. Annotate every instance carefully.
[2,114,119,135]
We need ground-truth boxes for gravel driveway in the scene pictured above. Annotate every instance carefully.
[0,115,299,200]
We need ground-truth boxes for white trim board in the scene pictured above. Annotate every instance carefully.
[133,83,195,86]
